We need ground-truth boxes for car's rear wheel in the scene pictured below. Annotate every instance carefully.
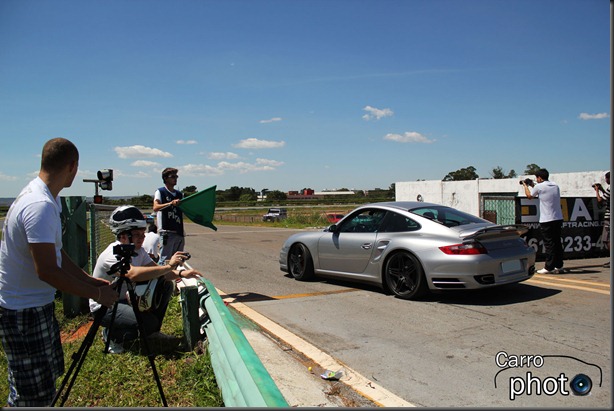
[384,251,428,299]
[288,243,315,281]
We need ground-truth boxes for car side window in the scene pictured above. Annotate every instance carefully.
[338,209,387,233]
[381,212,421,232]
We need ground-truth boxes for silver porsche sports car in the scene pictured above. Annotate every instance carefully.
[279,201,536,300]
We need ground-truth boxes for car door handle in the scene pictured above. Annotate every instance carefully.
[361,243,373,250]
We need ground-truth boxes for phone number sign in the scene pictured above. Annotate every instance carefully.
[516,197,608,260]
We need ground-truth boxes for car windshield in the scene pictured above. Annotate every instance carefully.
[410,206,487,228]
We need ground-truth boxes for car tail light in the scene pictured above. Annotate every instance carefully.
[439,241,487,255]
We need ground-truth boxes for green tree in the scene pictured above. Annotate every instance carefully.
[219,186,256,202]
[443,166,479,181]
[524,164,541,175]
[182,185,198,196]
[239,192,257,203]
[266,190,287,201]
[490,166,517,179]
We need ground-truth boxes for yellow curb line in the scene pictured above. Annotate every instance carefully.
[527,279,610,295]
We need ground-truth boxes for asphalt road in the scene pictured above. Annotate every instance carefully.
[184,222,611,408]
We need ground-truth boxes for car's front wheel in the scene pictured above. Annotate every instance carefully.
[384,251,428,300]
[288,243,315,281]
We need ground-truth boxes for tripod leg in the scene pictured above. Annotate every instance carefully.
[51,306,107,406]
[126,285,168,407]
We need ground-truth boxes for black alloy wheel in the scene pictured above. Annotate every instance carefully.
[288,243,315,281]
[384,251,427,299]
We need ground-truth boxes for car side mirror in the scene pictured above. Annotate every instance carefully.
[327,224,339,233]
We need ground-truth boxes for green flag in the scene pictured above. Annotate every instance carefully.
[178,185,217,231]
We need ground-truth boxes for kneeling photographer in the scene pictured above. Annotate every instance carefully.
[89,205,202,354]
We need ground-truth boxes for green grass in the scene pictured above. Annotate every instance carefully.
[0,294,223,407]
[212,208,353,229]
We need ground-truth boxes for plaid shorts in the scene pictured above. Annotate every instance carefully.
[0,302,64,407]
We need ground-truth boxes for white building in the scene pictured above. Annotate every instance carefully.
[395,170,608,217]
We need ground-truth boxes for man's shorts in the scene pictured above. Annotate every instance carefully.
[0,302,64,407]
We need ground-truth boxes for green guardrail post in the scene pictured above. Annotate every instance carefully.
[180,285,203,350]
[60,196,89,318]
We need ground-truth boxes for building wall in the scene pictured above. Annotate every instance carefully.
[395,170,608,215]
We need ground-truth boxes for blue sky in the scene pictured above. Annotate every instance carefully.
[0,0,609,198]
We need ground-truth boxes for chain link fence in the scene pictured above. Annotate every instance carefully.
[88,204,116,272]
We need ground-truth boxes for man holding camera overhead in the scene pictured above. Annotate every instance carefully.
[89,205,201,354]
[522,168,565,274]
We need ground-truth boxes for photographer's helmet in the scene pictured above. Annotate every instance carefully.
[109,205,147,236]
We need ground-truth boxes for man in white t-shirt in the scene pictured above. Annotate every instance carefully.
[0,138,118,407]
[142,223,160,262]
[523,168,565,274]
[89,206,201,354]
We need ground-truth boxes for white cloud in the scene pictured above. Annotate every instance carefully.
[218,160,282,173]
[259,117,283,124]
[208,152,240,160]
[384,131,435,144]
[232,138,286,149]
[114,145,173,159]
[131,160,161,167]
[180,157,284,177]
[256,158,284,167]
[181,163,224,176]
[176,139,198,144]
[578,112,609,120]
[362,105,394,121]
[0,172,18,181]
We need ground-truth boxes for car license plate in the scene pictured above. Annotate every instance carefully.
[501,259,522,274]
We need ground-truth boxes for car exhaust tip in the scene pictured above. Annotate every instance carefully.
[474,274,495,285]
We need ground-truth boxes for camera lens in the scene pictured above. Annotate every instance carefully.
[570,373,592,396]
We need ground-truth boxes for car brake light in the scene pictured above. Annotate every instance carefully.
[439,242,487,255]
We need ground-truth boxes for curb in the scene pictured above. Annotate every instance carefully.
[228,299,415,407]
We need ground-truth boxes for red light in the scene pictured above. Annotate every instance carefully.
[439,242,487,255]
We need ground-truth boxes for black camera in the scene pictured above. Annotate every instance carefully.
[519,178,534,187]
[113,244,136,259]
[592,183,603,190]
[184,252,191,260]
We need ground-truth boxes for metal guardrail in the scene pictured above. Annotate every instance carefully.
[181,278,289,407]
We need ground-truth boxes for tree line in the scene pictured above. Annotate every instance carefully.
[443,163,541,181]
[98,164,541,208]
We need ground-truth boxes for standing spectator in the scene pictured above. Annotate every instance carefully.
[0,138,117,407]
[523,168,565,274]
[143,223,160,263]
[595,171,610,267]
[153,168,184,264]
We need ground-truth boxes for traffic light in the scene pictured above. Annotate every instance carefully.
[97,169,113,191]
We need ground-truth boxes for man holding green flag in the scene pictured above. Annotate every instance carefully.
[153,168,185,265]
[153,168,217,264]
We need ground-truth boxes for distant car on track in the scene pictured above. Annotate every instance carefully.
[280,201,536,300]
[324,212,345,223]
[262,208,287,222]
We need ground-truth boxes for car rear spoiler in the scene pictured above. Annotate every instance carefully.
[460,224,530,240]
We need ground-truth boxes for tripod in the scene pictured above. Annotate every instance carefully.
[51,248,168,407]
